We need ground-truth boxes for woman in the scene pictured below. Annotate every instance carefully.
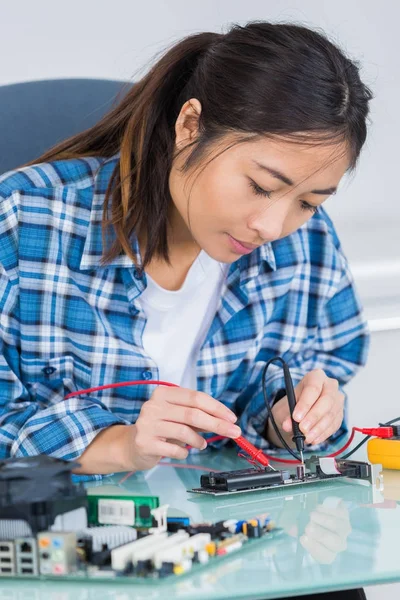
[0,22,371,478]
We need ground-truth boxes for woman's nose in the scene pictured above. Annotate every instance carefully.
[248,205,287,242]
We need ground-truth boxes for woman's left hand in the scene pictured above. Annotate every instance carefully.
[266,369,345,447]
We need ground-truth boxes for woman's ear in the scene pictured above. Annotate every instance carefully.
[174,98,202,149]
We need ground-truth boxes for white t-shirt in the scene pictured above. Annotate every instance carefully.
[138,251,229,389]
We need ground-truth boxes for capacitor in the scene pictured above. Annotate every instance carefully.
[296,464,306,481]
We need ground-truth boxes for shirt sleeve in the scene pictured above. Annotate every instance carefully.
[0,195,128,473]
[236,244,370,452]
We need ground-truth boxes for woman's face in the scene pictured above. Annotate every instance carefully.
[169,100,351,263]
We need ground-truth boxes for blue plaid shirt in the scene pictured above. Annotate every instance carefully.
[0,156,369,468]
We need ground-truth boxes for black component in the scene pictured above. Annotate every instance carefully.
[138,504,151,519]
[159,561,174,577]
[136,558,153,576]
[306,456,372,482]
[246,523,256,538]
[77,535,93,563]
[91,548,111,567]
[0,455,87,534]
[335,459,371,481]
[122,560,134,576]
[19,542,32,553]
[296,464,306,481]
[200,467,283,492]
[390,425,400,437]
[167,517,190,533]
[190,520,228,536]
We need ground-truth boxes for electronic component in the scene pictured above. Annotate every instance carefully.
[153,533,211,572]
[78,525,137,553]
[368,437,400,470]
[87,492,159,528]
[198,468,287,493]
[0,520,32,540]
[190,457,382,496]
[0,541,16,576]
[37,532,77,575]
[15,538,39,576]
[0,453,283,582]
[111,532,170,572]
[149,504,169,533]
[0,455,87,534]
[166,516,190,532]
[296,464,306,480]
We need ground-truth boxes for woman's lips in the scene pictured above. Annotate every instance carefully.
[227,234,259,255]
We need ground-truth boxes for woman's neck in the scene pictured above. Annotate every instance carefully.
[142,244,201,291]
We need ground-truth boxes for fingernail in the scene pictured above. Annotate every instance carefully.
[202,440,208,450]
[293,411,303,421]
[227,412,237,423]
[228,425,241,437]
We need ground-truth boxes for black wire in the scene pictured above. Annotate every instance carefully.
[262,358,301,461]
[340,435,371,459]
[380,416,400,426]
[263,355,400,462]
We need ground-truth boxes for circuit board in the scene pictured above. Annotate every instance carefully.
[190,471,347,496]
[0,455,282,583]
[0,455,381,583]
[189,458,383,496]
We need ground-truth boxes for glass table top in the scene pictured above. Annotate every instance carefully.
[2,448,400,600]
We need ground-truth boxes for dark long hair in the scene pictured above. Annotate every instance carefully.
[32,21,373,268]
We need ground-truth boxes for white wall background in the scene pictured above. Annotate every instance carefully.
[1,2,399,597]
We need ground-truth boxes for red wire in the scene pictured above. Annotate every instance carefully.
[64,380,178,398]
[65,380,271,466]
[64,380,360,467]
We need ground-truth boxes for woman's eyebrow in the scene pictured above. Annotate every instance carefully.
[252,160,337,195]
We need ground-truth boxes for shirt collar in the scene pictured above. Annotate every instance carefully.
[79,155,276,278]
[79,155,141,271]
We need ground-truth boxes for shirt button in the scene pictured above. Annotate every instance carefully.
[42,366,56,376]
[142,370,153,380]
[133,268,143,280]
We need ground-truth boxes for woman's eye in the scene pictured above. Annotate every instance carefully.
[249,179,319,215]
[248,179,272,198]
[300,201,319,214]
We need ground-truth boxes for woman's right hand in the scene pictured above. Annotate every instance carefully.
[76,385,241,475]
[124,385,241,471]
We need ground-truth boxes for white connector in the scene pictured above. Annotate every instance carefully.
[132,531,189,567]
[111,532,168,572]
[149,504,169,533]
[153,532,211,570]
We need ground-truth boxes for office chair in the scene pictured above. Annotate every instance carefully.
[0,78,131,175]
